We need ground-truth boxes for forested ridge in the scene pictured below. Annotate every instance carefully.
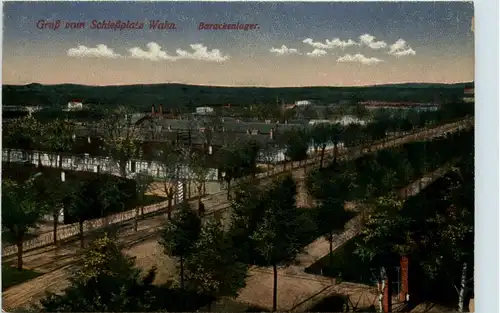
[3,82,474,111]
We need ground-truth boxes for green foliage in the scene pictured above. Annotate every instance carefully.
[185,218,248,301]
[3,117,43,150]
[65,178,122,223]
[310,123,333,151]
[2,177,47,268]
[355,195,412,262]
[228,179,268,263]
[2,82,472,111]
[160,202,202,259]
[43,118,77,156]
[251,175,303,265]
[39,234,158,312]
[342,124,365,147]
[217,139,262,192]
[282,128,309,163]
[160,201,202,289]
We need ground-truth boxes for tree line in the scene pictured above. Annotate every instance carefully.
[3,82,472,112]
[6,124,473,312]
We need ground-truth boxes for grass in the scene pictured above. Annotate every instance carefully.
[305,238,378,285]
[2,265,42,290]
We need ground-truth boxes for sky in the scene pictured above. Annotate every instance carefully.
[3,1,474,87]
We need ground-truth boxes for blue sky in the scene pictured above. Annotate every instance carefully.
[3,1,474,86]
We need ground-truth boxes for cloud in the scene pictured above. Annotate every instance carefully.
[359,34,387,49]
[67,44,122,59]
[175,44,230,62]
[129,42,229,62]
[388,39,416,56]
[129,42,177,61]
[269,45,301,55]
[306,49,327,57]
[303,38,358,49]
[337,53,383,65]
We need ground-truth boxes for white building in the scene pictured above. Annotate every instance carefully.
[67,100,83,111]
[195,106,214,115]
[308,119,333,126]
[295,100,313,107]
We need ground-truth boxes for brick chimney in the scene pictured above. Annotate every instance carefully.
[159,104,163,115]
[151,104,155,114]
[400,256,409,302]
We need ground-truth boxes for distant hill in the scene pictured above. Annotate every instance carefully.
[2,82,472,112]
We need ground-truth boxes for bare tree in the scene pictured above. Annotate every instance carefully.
[100,106,143,177]
[189,151,211,216]
[133,171,153,231]
[159,144,183,220]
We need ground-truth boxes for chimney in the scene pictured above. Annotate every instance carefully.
[159,104,163,115]
[269,128,274,140]
[151,104,155,114]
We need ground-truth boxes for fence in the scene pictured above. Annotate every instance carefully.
[2,200,170,257]
[2,150,219,182]
[1,119,471,257]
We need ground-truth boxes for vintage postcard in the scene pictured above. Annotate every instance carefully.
[2,2,474,313]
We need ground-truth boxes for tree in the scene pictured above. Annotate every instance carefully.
[310,169,356,270]
[158,145,182,220]
[2,176,47,269]
[261,143,279,171]
[66,179,121,248]
[4,117,45,166]
[282,128,309,172]
[355,195,414,312]
[32,176,68,246]
[343,124,364,148]
[185,218,248,311]
[2,118,34,166]
[189,152,211,214]
[133,171,153,230]
[251,175,303,311]
[160,202,202,290]
[217,145,242,198]
[240,139,261,178]
[415,162,474,312]
[100,106,143,177]
[44,118,76,168]
[39,234,158,312]
[31,120,50,167]
[228,178,267,264]
[310,123,331,168]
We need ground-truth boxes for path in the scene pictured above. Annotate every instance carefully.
[2,119,472,310]
[235,164,454,311]
[4,117,470,256]
[2,162,454,311]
